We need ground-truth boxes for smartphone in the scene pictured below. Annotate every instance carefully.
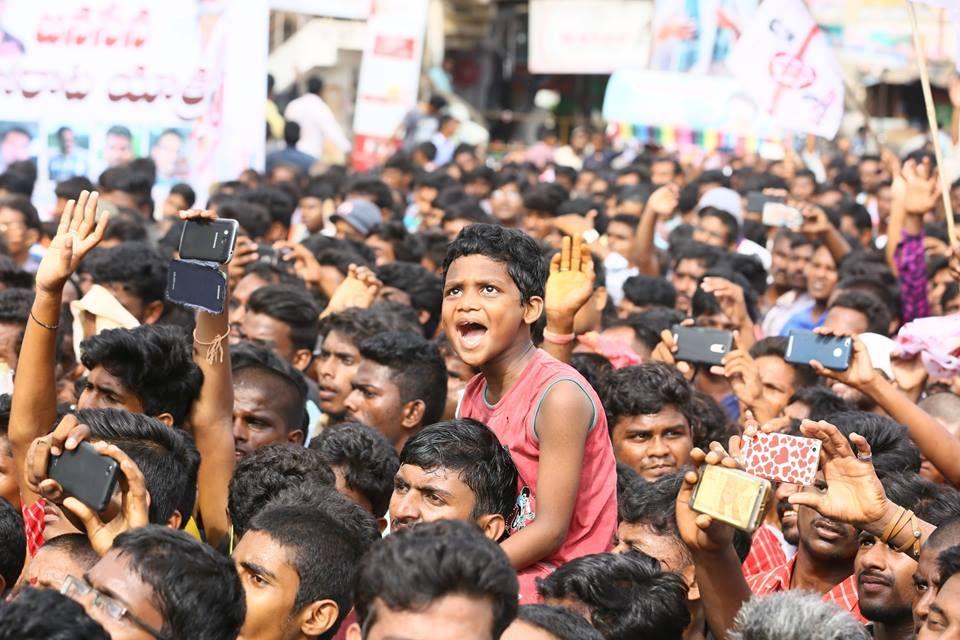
[785,330,852,371]
[166,259,227,314]
[672,325,733,366]
[48,441,119,513]
[746,191,783,213]
[741,431,822,485]
[256,244,294,272]
[690,465,771,533]
[761,202,803,228]
[178,219,239,263]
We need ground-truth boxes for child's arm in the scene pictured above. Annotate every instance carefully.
[500,380,593,570]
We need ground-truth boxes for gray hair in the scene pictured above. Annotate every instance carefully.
[729,591,869,640]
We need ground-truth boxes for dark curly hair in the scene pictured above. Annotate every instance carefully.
[228,443,335,538]
[352,520,518,639]
[357,331,447,428]
[442,223,548,303]
[536,550,690,640]
[601,363,698,436]
[309,422,399,518]
[80,325,202,425]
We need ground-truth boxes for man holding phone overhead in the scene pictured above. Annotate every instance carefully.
[9,194,235,553]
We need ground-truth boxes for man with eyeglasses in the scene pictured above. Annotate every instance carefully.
[62,525,244,640]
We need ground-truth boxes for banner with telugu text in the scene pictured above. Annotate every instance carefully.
[0,0,268,214]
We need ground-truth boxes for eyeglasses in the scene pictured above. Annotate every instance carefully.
[61,574,171,640]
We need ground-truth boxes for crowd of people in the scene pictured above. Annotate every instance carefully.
[0,77,959,640]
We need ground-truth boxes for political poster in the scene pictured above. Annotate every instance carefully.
[351,0,428,172]
[726,0,844,139]
[0,0,268,214]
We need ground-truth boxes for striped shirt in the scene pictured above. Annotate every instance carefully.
[746,557,865,624]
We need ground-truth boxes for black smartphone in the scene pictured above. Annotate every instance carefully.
[746,191,784,214]
[178,219,239,263]
[166,259,227,314]
[672,325,734,366]
[48,441,119,513]
[785,330,852,371]
[256,244,294,272]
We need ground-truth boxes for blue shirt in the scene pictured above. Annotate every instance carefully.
[265,146,316,174]
[779,304,825,336]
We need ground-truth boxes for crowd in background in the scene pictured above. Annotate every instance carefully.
[0,74,959,640]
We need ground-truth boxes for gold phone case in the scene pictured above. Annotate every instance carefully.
[690,465,772,533]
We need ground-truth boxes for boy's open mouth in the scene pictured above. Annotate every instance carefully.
[456,320,487,349]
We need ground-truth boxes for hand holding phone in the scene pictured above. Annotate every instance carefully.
[179,218,239,263]
[740,431,822,485]
[690,465,772,533]
[672,325,734,366]
[762,202,803,228]
[48,441,119,512]
[58,440,150,556]
[785,330,852,371]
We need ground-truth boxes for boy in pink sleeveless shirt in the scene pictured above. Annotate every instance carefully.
[442,224,617,602]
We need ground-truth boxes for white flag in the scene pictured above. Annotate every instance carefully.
[726,0,844,139]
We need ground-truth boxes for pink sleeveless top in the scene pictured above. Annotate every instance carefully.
[459,349,617,583]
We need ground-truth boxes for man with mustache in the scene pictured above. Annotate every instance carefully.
[389,418,518,541]
[856,474,960,640]
[746,414,922,624]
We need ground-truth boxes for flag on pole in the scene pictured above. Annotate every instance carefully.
[726,0,844,139]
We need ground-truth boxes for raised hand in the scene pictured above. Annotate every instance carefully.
[321,263,382,318]
[901,157,940,216]
[799,204,832,237]
[551,211,598,241]
[645,184,680,220]
[787,420,888,529]
[36,190,108,294]
[700,277,753,344]
[713,335,772,421]
[227,236,259,287]
[651,325,694,380]
[808,329,878,391]
[274,240,324,287]
[545,234,595,323]
[23,414,97,510]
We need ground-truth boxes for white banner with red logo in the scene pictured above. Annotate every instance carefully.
[726,0,844,139]
[351,0,428,172]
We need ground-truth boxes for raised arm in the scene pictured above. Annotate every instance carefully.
[676,444,752,640]
[179,209,236,548]
[799,204,850,264]
[631,184,678,277]
[811,331,960,487]
[11,191,107,506]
